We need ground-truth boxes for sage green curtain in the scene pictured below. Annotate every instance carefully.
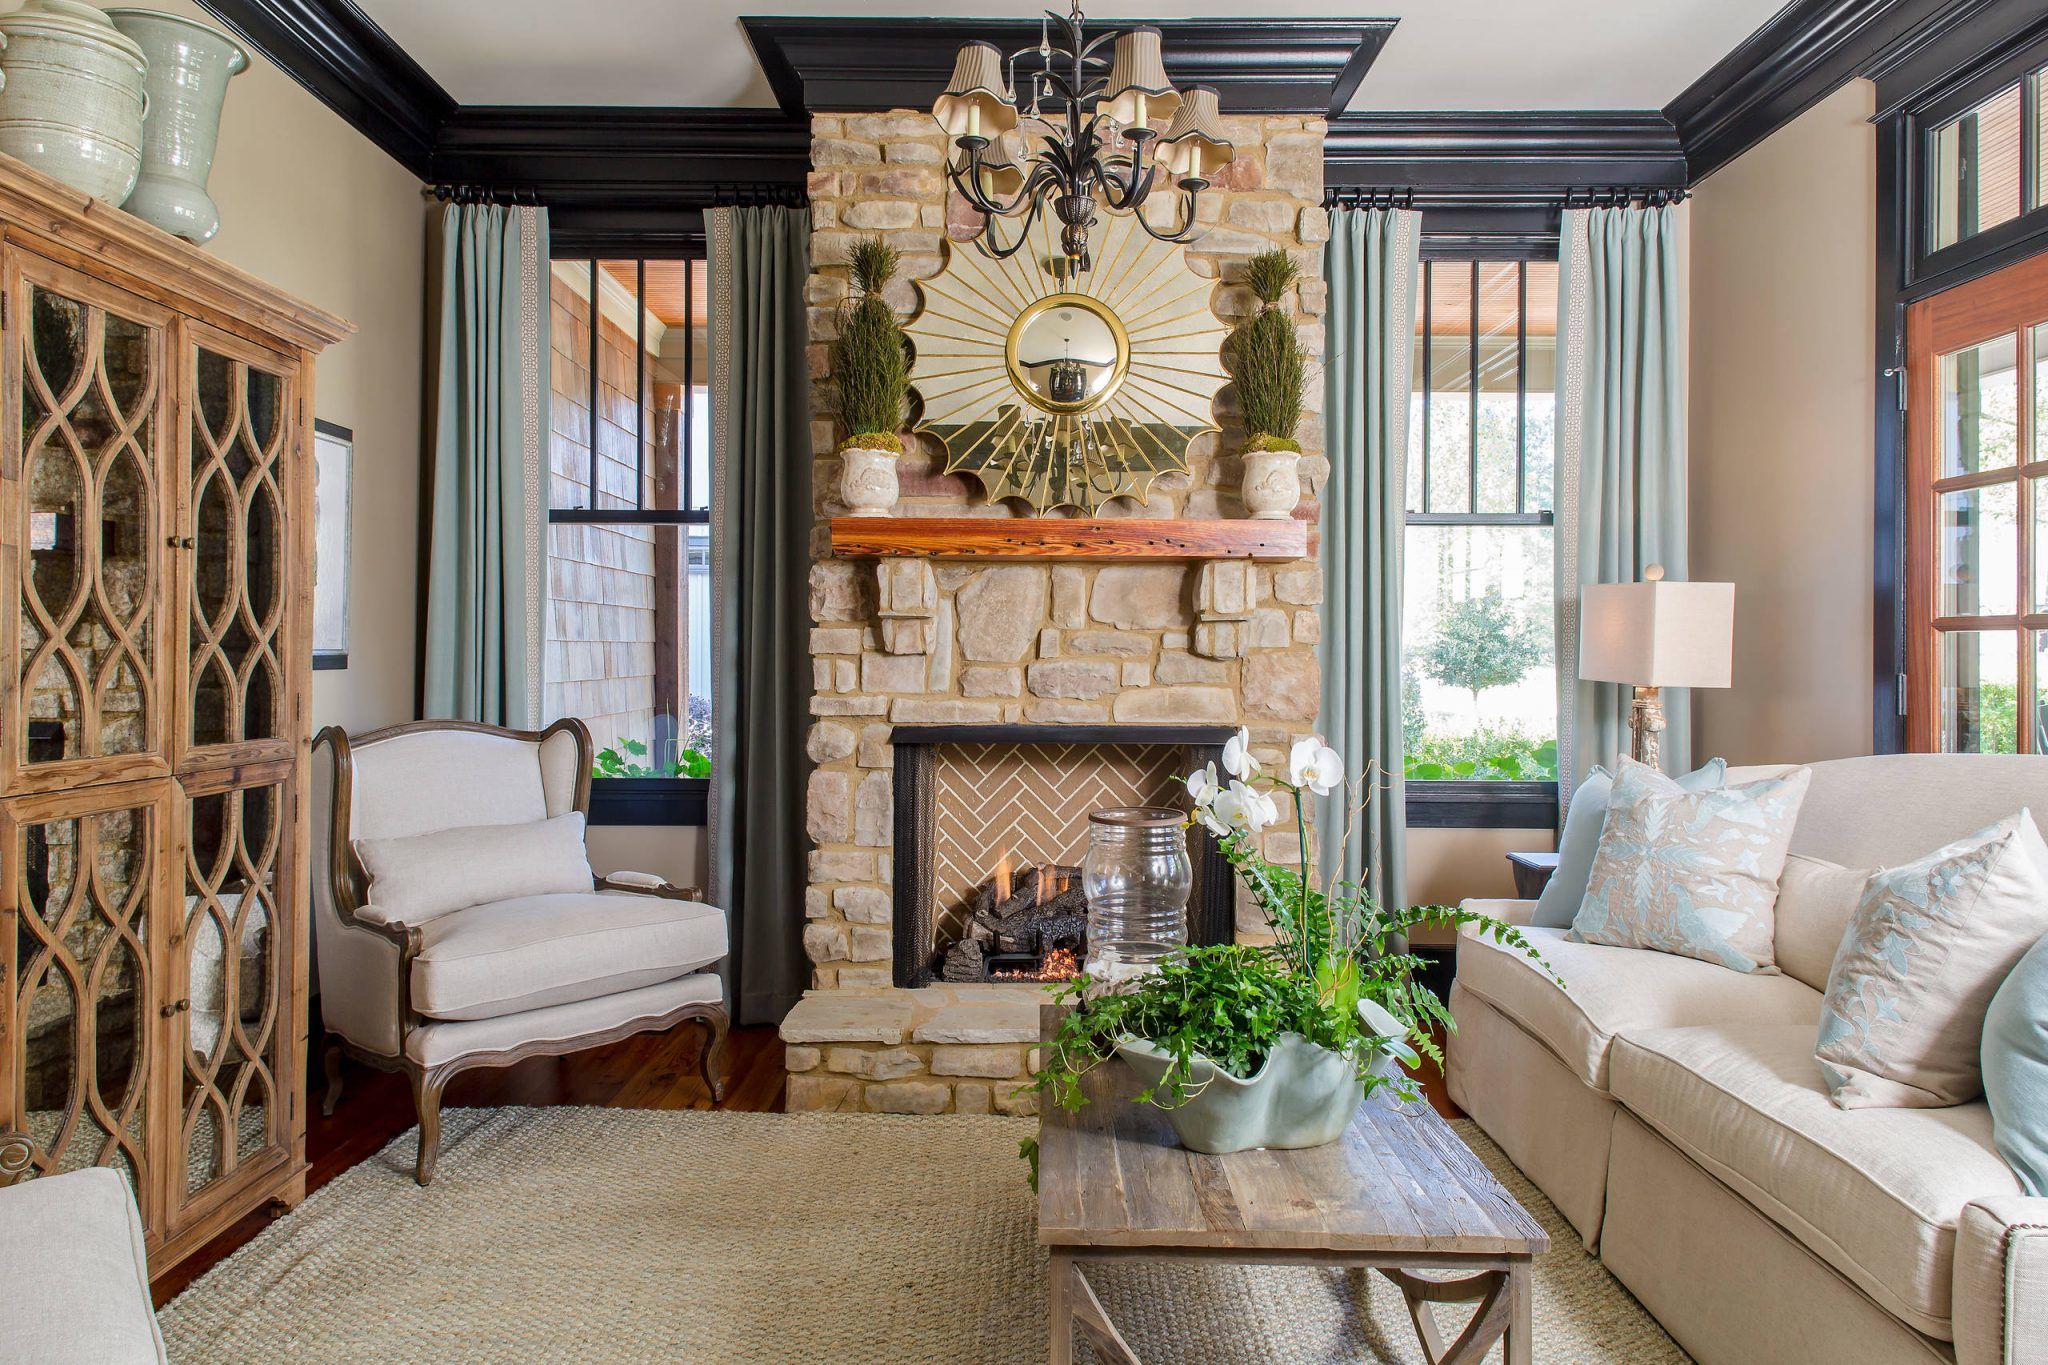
[708,206,811,1026]
[1320,207,1422,910]
[423,202,550,727]
[1556,205,1689,793]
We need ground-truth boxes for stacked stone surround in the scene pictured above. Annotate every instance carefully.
[785,109,1327,1114]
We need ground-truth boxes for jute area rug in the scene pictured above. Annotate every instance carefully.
[160,1107,1688,1363]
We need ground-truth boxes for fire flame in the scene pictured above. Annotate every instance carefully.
[990,946,1080,983]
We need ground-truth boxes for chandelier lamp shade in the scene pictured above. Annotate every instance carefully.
[933,3,1233,271]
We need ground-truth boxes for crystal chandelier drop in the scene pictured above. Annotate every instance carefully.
[931,3,1234,272]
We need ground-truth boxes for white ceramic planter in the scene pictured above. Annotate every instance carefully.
[840,445,900,516]
[107,8,247,243]
[1241,448,1302,519]
[0,0,148,204]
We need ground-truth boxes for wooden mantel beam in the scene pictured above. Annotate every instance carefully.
[829,517,1309,562]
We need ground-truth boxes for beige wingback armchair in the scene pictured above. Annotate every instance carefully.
[312,718,729,1184]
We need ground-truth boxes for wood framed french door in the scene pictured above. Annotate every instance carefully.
[1906,249,2048,752]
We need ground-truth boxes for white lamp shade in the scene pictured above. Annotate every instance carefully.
[1579,575,1735,689]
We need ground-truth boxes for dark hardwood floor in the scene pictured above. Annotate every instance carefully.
[154,1017,1462,1307]
[153,1021,788,1306]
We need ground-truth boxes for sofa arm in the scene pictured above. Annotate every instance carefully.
[598,870,704,902]
[1954,1196,2048,1365]
[1456,898,1539,929]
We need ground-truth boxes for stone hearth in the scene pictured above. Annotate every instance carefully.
[781,105,1326,1114]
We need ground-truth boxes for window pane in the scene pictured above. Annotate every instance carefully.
[1522,261,1558,513]
[1474,262,1521,515]
[1941,630,2018,753]
[2037,68,2048,214]
[545,522,712,776]
[1402,523,1557,780]
[1930,81,2023,252]
[642,260,702,512]
[1939,482,2018,617]
[1941,333,2019,476]
[2035,631,2048,752]
[1426,263,1472,514]
[549,260,596,509]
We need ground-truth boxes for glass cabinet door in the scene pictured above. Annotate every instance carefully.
[182,326,297,763]
[173,767,289,1215]
[8,256,173,791]
[3,784,169,1230]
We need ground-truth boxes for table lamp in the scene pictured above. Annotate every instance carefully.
[1578,565,1735,767]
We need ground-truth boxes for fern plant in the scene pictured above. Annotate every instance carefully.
[1230,248,1308,450]
[833,237,909,452]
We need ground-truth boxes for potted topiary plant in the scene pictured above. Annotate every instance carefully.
[1231,248,1310,519]
[1026,732,1554,1157]
[833,236,910,516]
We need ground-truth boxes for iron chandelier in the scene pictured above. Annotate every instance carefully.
[931,3,1235,272]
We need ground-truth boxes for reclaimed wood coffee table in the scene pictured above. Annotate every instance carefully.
[1036,1052,1549,1364]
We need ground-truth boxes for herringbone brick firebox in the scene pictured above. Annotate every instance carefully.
[888,725,1235,989]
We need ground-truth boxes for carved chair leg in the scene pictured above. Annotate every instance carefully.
[410,1066,449,1186]
[321,1041,345,1118]
[698,1007,731,1103]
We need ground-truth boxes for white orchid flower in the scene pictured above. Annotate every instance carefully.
[1185,761,1221,809]
[1221,726,1259,781]
[1196,788,1235,837]
[1287,737,1345,795]
[1211,779,1279,837]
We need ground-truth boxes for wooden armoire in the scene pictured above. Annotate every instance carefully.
[0,153,349,1277]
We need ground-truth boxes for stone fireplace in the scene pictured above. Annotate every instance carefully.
[780,106,1327,1115]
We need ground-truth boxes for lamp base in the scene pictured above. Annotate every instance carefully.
[1627,685,1666,768]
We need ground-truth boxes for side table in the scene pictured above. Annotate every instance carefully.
[1506,851,1558,900]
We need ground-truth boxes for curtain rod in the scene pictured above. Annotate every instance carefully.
[423,182,808,209]
[1321,186,1689,210]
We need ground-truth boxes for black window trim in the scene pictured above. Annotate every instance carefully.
[546,245,714,825]
[1407,238,1562,831]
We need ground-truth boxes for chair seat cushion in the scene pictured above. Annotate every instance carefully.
[1610,1022,2022,1339]
[411,891,727,1022]
[0,1168,165,1363]
[1454,926,1823,1090]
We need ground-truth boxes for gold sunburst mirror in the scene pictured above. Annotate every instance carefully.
[907,212,1227,514]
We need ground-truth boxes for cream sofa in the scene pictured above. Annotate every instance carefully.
[1449,754,2048,1365]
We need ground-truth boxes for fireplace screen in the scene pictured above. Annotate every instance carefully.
[890,725,1234,988]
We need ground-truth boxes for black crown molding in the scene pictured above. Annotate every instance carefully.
[741,16,1396,118]
[1665,0,1980,182]
[198,0,453,178]
[1324,111,1687,203]
[433,107,810,250]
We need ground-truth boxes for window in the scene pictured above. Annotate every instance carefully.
[1928,74,2035,254]
[1904,249,2048,753]
[1402,256,1560,812]
[544,257,712,821]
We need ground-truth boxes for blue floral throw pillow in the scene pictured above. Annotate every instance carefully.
[1985,929,2048,1195]
[1818,811,2048,1110]
[1570,756,1811,973]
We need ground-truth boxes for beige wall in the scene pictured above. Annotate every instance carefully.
[159,0,427,735]
[1689,79,1878,766]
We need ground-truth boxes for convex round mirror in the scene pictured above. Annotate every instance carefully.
[1005,293,1129,413]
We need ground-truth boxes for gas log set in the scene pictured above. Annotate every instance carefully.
[938,856,1087,983]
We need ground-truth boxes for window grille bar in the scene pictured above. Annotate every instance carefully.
[587,260,600,511]
[2024,73,2039,216]
[1468,260,1480,517]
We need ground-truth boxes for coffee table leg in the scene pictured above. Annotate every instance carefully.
[1049,1249,1075,1365]
[1504,1261,1532,1365]
[1070,1262,1142,1364]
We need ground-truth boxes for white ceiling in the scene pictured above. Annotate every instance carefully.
[353,1,1788,111]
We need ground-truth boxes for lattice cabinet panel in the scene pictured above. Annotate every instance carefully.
[2,783,171,1232]
[172,764,293,1227]
[181,325,299,763]
[4,254,174,794]
[0,154,345,1283]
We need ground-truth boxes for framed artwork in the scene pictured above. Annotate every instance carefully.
[312,419,352,669]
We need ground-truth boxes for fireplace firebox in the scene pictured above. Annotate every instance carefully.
[889,724,1235,988]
